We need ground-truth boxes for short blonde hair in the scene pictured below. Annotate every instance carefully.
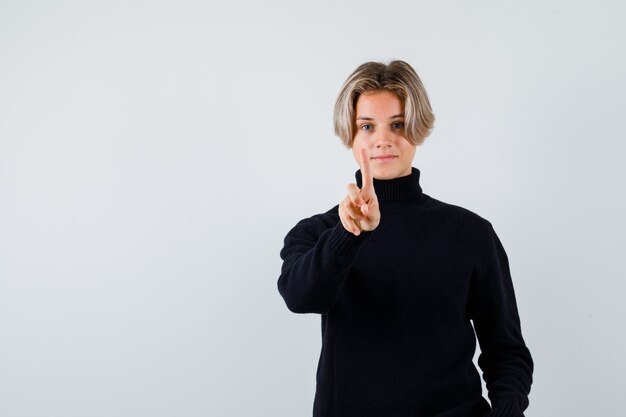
[333,60,435,148]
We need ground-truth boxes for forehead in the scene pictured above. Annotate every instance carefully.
[355,90,403,118]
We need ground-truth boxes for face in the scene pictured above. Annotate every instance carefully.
[351,90,416,180]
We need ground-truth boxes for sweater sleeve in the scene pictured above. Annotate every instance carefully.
[277,211,373,314]
[469,221,534,417]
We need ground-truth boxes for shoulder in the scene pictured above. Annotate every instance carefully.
[423,194,494,233]
[421,195,504,261]
[284,205,340,239]
[423,194,489,224]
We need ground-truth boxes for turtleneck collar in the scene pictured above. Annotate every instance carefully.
[355,167,423,202]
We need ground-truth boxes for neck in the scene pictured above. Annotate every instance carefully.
[355,167,424,203]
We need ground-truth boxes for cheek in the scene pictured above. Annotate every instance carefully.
[351,135,366,149]
[399,143,416,157]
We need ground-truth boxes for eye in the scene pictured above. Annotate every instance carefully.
[392,121,405,129]
[360,123,373,131]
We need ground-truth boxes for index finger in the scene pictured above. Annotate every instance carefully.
[360,148,373,190]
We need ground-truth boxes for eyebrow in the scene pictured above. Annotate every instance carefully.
[356,113,404,121]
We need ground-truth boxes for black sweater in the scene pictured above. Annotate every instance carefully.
[277,167,533,417]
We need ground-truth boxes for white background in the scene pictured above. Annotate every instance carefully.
[1,1,625,416]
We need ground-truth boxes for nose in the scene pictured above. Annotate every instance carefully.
[374,128,393,148]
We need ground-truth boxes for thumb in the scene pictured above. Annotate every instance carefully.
[359,188,376,215]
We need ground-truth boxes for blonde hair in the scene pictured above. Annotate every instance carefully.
[333,60,435,148]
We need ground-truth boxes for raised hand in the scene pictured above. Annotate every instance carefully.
[338,148,381,236]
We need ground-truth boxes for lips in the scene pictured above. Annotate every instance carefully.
[372,155,397,161]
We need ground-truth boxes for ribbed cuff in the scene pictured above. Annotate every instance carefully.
[488,396,526,417]
[326,221,373,262]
